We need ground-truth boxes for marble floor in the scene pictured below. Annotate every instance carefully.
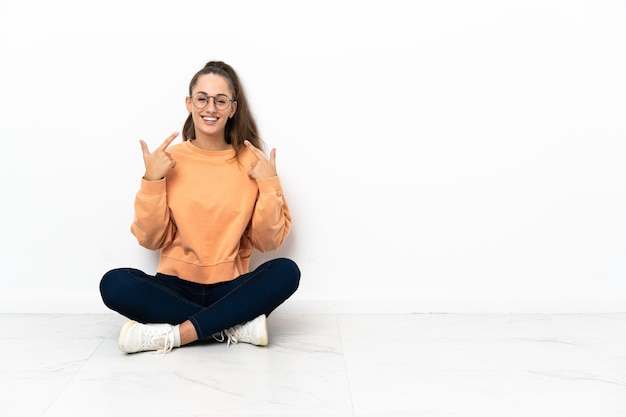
[1,312,625,416]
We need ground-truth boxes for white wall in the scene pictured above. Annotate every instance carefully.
[0,0,624,314]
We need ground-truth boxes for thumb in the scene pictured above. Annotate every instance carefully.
[139,140,150,157]
[270,148,276,166]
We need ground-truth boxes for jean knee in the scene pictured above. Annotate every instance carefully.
[100,269,119,307]
[275,258,300,293]
[99,268,136,309]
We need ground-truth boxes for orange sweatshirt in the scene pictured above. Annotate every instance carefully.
[131,140,291,284]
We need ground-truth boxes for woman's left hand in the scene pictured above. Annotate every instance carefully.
[245,140,277,179]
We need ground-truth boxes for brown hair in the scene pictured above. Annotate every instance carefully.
[182,61,263,157]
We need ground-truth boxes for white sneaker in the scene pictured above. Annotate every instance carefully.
[118,321,175,354]
[213,315,268,347]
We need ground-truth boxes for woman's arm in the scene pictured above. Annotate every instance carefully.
[248,176,292,252]
[130,133,179,250]
[244,141,292,252]
[130,179,177,250]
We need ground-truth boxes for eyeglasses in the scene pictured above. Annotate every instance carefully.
[190,93,234,110]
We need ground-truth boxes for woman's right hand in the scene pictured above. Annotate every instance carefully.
[139,132,179,181]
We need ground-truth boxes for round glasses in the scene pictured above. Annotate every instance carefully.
[190,93,234,111]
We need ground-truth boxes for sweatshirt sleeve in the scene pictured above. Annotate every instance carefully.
[130,178,177,250]
[248,176,292,253]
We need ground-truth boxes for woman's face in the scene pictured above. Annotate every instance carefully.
[186,73,237,141]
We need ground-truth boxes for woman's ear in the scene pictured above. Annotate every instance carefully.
[230,100,237,118]
[185,96,192,113]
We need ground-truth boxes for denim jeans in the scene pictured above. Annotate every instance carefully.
[100,258,300,340]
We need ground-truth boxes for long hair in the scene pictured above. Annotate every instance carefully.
[182,61,263,158]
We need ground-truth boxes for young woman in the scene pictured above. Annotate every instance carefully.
[100,61,300,353]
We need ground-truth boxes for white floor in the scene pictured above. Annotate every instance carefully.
[1,313,625,417]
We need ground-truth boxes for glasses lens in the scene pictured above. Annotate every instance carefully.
[192,94,209,109]
[214,94,230,110]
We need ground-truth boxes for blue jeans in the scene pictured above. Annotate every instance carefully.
[100,258,300,340]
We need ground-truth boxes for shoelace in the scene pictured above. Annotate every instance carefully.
[212,332,226,343]
[156,334,174,354]
[212,322,251,347]
[212,330,238,347]
[139,326,174,354]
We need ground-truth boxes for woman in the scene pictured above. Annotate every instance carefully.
[100,61,300,354]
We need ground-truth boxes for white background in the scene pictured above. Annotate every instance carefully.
[0,0,624,313]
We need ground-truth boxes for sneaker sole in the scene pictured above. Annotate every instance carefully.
[118,320,138,353]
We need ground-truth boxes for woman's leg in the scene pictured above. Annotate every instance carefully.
[100,268,204,352]
[100,268,203,326]
[188,258,300,340]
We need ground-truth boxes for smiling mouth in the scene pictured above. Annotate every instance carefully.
[202,116,218,122]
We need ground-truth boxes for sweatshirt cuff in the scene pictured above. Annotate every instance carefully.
[139,178,167,196]
[256,176,282,195]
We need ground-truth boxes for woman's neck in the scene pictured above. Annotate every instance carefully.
[191,135,232,151]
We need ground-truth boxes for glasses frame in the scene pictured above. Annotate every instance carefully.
[189,92,235,111]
